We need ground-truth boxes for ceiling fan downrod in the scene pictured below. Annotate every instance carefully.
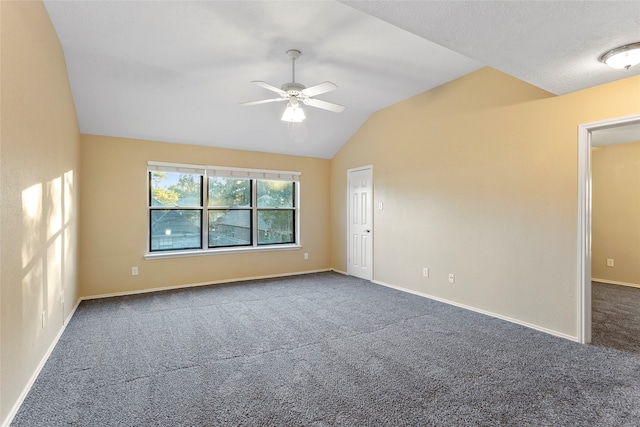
[282,49,305,94]
[286,49,301,83]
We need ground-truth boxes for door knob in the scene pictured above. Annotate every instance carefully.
[364,229,371,233]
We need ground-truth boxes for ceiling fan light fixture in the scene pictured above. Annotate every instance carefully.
[599,42,640,70]
[281,102,306,123]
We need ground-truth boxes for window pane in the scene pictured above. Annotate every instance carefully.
[150,210,202,251]
[150,172,202,207]
[258,210,294,245]
[208,210,251,247]
[257,180,294,208]
[208,178,251,207]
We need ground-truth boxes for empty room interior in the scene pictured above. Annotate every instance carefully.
[2,1,640,425]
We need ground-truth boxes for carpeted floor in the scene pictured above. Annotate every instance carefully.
[591,281,640,354]
[11,273,640,426]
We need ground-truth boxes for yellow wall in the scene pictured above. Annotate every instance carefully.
[592,141,640,286]
[79,135,330,297]
[0,1,81,424]
[331,67,640,339]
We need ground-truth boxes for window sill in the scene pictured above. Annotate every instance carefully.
[144,244,302,260]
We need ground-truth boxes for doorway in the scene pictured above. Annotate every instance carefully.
[577,113,640,344]
[347,166,373,280]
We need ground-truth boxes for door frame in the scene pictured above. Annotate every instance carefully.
[347,165,373,280]
[577,113,640,344]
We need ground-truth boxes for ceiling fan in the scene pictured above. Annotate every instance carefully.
[241,49,345,122]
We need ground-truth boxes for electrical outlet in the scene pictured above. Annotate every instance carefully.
[132,266,139,276]
[607,259,614,267]
[304,252,309,260]
[423,268,429,278]
[448,273,455,284]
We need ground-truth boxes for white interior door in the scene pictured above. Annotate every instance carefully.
[347,167,373,280]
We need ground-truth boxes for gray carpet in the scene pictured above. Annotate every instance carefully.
[11,273,640,426]
[592,281,640,354]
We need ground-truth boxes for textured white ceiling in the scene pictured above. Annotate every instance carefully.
[342,0,640,95]
[43,0,640,159]
[43,0,481,159]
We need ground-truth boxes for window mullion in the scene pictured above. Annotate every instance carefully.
[202,173,208,249]
[252,179,258,247]
[295,181,300,247]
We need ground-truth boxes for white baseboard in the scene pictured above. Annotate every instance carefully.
[330,268,348,276]
[592,278,640,289]
[371,279,578,342]
[80,269,332,301]
[2,299,82,427]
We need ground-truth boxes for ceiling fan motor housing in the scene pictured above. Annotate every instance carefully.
[281,82,306,96]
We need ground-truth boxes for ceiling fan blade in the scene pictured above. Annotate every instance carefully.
[240,98,287,106]
[303,98,345,113]
[252,81,287,95]
[301,81,337,97]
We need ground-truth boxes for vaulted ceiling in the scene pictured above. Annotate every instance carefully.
[44,1,640,159]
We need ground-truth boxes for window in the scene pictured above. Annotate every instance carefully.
[149,171,203,251]
[257,180,295,245]
[208,177,252,248]
[147,162,300,256]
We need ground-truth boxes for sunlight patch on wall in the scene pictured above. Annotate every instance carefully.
[46,235,62,321]
[21,259,43,334]
[20,171,76,328]
[22,183,43,269]
[47,176,62,239]
[64,170,74,224]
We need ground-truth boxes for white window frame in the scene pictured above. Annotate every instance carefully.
[145,161,301,259]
